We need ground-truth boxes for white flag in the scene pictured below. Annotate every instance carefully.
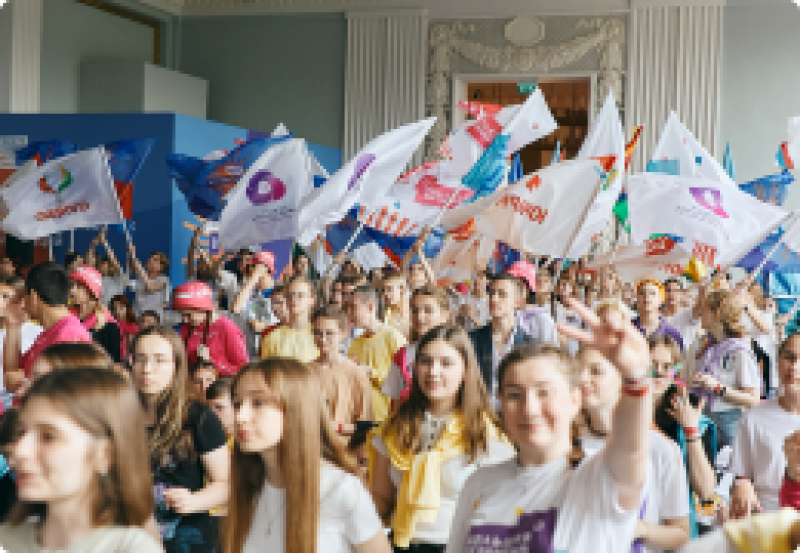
[587,238,693,284]
[218,139,314,250]
[567,92,626,258]
[441,89,557,179]
[650,112,734,187]
[475,159,604,258]
[297,117,436,246]
[351,241,389,273]
[432,234,495,283]
[0,147,123,240]
[628,174,790,268]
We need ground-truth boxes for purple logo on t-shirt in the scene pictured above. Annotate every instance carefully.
[347,153,376,192]
[246,170,286,205]
[689,187,729,219]
[466,508,558,553]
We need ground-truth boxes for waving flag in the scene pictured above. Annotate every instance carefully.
[14,140,77,166]
[432,233,495,282]
[628,174,790,268]
[737,231,800,273]
[649,112,734,187]
[489,241,522,274]
[587,237,693,283]
[105,137,155,219]
[567,92,625,259]
[462,133,510,202]
[168,135,293,220]
[0,148,124,240]
[218,139,315,250]
[297,117,436,246]
[782,116,800,170]
[739,170,794,206]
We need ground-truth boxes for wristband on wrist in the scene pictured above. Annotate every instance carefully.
[684,426,700,437]
[623,375,648,386]
[735,476,751,483]
[338,422,343,434]
[622,383,650,397]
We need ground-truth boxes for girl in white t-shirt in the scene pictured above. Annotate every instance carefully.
[574,343,691,553]
[446,298,653,553]
[0,367,162,552]
[224,358,390,553]
[382,285,451,406]
[372,324,515,551]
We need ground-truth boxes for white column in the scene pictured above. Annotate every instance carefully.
[627,1,723,173]
[0,0,42,113]
[344,9,428,165]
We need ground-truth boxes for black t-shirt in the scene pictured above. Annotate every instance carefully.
[90,321,122,363]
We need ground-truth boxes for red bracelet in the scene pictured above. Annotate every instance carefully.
[622,383,650,397]
[684,427,700,437]
[714,383,722,394]
[338,422,343,434]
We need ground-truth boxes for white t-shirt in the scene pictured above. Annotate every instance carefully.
[712,349,762,413]
[0,321,43,389]
[242,463,383,553]
[581,429,690,553]
[663,307,701,352]
[382,342,417,400]
[372,414,515,544]
[554,303,582,356]
[0,523,162,552]
[445,455,640,553]
[728,398,800,513]
[132,275,170,318]
[516,306,559,347]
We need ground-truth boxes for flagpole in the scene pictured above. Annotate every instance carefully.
[70,229,74,252]
[48,236,53,262]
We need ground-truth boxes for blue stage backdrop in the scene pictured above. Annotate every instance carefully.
[0,113,341,288]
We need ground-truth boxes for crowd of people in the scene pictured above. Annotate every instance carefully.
[0,225,799,553]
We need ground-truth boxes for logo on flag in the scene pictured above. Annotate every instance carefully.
[246,171,286,205]
[690,187,729,219]
[347,154,376,192]
[646,236,677,257]
[413,176,473,207]
[39,166,73,203]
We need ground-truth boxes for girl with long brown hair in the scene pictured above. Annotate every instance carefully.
[132,325,230,553]
[371,324,513,551]
[1,367,161,551]
[223,358,389,553]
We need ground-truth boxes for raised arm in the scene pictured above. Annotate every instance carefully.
[186,227,201,281]
[667,388,716,501]
[127,243,147,281]
[232,265,265,315]
[84,231,102,268]
[558,298,651,512]
[98,228,122,276]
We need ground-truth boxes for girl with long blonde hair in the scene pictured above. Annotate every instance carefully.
[224,358,390,553]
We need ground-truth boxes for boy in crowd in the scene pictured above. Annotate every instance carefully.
[190,360,218,403]
[260,277,318,362]
[469,273,535,406]
[139,310,160,333]
[381,272,410,340]
[206,377,235,438]
[308,306,372,436]
[3,262,92,392]
[0,276,42,390]
[348,285,407,422]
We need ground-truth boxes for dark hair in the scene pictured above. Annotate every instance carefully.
[0,407,19,448]
[190,360,218,379]
[64,252,81,268]
[352,284,380,308]
[109,295,137,324]
[140,310,160,324]
[490,272,526,298]
[348,421,379,451]
[206,377,234,402]
[312,305,348,330]
[25,262,70,306]
[664,278,683,290]
[647,334,683,365]
[779,333,800,357]
[0,275,23,290]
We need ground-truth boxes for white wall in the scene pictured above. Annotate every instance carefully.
[722,0,800,209]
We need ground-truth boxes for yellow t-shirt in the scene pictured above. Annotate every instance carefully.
[260,325,319,363]
[349,325,406,422]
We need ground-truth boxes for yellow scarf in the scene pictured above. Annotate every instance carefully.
[378,411,508,547]
[725,508,800,553]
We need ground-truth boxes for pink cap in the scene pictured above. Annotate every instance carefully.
[455,282,469,295]
[70,265,103,300]
[507,261,536,293]
[248,251,275,274]
[173,281,214,312]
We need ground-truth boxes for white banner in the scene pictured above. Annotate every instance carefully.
[218,139,314,250]
[0,147,124,240]
[587,238,693,284]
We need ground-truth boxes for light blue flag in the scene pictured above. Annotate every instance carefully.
[723,142,736,183]
[550,141,561,166]
[462,133,510,202]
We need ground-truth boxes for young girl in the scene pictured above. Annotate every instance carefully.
[69,266,123,362]
[691,289,761,447]
[223,358,390,553]
[372,325,514,551]
[173,281,249,376]
[382,284,451,406]
[1,368,161,552]
[132,326,230,553]
[127,245,170,320]
[446,298,652,552]
[574,339,691,552]
[110,294,139,359]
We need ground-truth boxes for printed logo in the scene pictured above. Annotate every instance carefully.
[646,236,677,257]
[347,153,376,192]
[414,175,474,207]
[39,166,72,204]
[525,175,542,192]
[246,170,286,205]
[689,187,729,218]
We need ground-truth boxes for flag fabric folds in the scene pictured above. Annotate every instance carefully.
[0,148,124,240]
[14,140,77,166]
[218,139,316,250]
[587,237,693,283]
[104,137,156,220]
[628,173,790,269]
[297,117,436,246]
[739,170,794,207]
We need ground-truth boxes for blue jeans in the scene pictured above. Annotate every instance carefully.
[710,408,743,449]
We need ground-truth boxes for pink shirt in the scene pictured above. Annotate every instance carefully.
[183,316,249,376]
[20,315,93,378]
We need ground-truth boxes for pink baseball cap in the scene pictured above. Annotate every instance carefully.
[507,261,536,293]
[172,281,214,312]
[248,251,275,274]
[70,265,103,300]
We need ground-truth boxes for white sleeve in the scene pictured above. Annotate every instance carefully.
[342,474,384,545]
[445,468,483,553]
[733,350,761,392]
[728,413,753,479]
[660,441,691,519]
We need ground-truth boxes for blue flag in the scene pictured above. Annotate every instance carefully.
[462,133,509,202]
[105,138,155,184]
[15,140,77,166]
[723,142,736,182]
[646,159,680,176]
[739,169,794,207]
[508,152,523,184]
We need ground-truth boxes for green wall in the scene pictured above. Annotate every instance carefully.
[41,0,155,113]
[179,13,346,150]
